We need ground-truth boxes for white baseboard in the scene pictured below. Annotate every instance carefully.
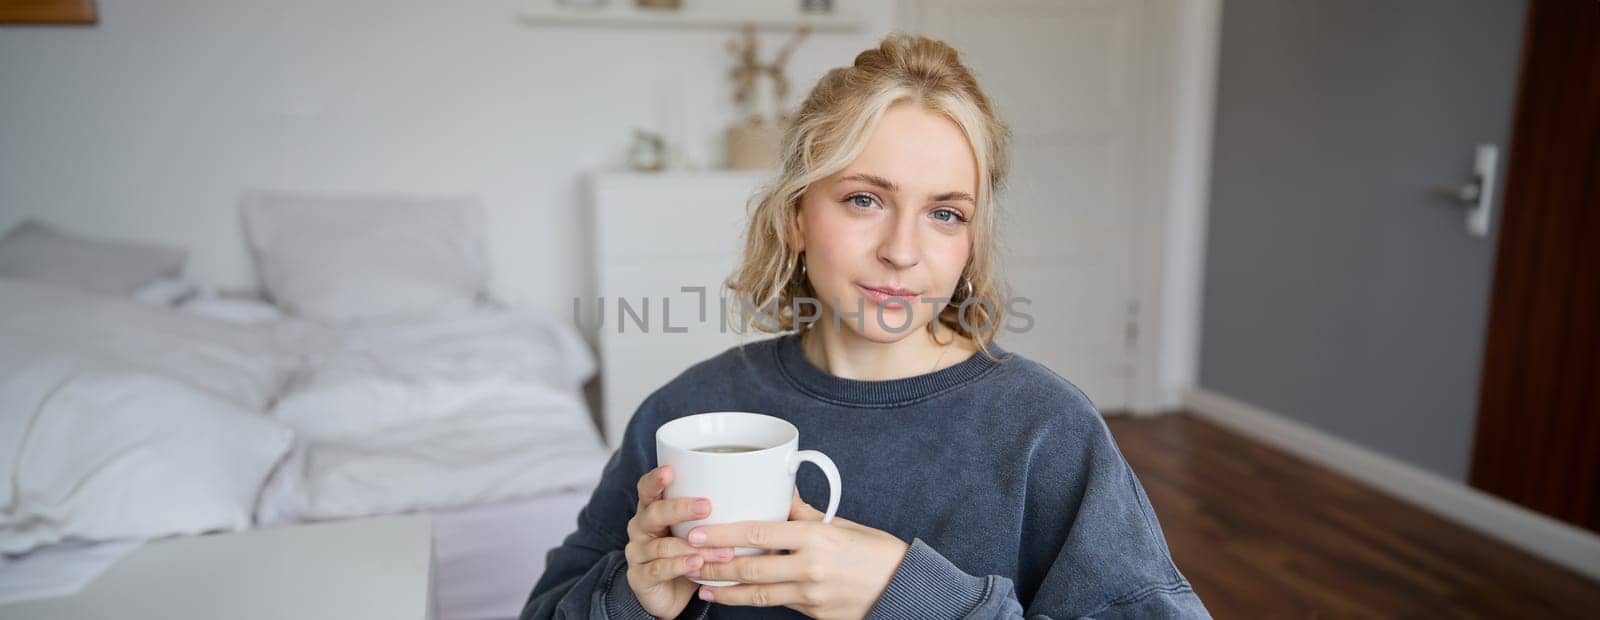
[1183,387,1600,583]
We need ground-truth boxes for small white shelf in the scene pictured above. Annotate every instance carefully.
[520,2,863,32]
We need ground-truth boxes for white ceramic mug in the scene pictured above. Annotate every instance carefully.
[655,411,841,586]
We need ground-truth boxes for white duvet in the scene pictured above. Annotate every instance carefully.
[256,401,607,525]
[256,307,608,524]
[267,308,598,438]
[1,279,608,554]
[0,280,293,554]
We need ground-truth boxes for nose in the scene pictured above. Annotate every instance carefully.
[877,212,921,270]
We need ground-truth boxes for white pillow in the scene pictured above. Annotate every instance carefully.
[131,277,199,307]
[241,193,489,322]
[177,292,286,325]
[0,220,186,296]
[267,309,595,440]
[0,371,293,554]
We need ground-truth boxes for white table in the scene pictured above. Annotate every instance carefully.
[0,514,434,620]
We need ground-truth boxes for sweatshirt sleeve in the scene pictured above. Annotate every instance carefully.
[519,397,713,620]
[866,539,1208,619]
[867,408,1211,619]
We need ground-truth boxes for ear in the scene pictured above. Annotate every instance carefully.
[790,207,807,253]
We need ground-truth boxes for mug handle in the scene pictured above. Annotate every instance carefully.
[788,450,841,524]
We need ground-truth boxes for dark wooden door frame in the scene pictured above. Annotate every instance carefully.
[1469,0,1600,533]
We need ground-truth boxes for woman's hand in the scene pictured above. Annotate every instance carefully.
[624,466,736,619]
[687,492,911,619]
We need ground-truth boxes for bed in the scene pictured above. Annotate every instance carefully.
[259,302,609,620]
[433,493,594,619]
[0,197,612,619]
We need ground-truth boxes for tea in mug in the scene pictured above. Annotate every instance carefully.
[693,444,763,454]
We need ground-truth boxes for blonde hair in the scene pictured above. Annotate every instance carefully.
[725,33,1013,360]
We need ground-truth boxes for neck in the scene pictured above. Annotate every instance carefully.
[799,321,977,381]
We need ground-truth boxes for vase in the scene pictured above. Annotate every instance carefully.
[726,119,785,171]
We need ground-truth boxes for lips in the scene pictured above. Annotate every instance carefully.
[857,283,921,307]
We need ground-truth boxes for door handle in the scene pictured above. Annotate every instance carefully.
[1432,144,1499,238]
[1434,177,1482,203]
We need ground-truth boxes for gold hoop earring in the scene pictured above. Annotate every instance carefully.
[784,251,806,285]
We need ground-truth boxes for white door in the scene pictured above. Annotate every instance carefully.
[901,0,1149,410]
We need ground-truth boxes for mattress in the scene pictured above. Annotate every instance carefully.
[431,490,596,620]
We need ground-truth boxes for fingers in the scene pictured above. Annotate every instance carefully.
[635,466,672,511]
[626,535,692,564]
[636,497,710,535]
[789,491,865,529]
[788,490,824,521]
[626,536,735,565]
[639,553,704,585]
[686,520,816,550]
[694,554,812,585]
[700,582,812,607]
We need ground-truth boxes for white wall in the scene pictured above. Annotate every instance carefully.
[0,0,894,319]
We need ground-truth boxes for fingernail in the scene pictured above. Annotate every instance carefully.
[715,547,733,560]
[687,555,703,568]
[699,587,715,602]
[688,529,706,545]
[687,569,700,579]
[692,499,710,516]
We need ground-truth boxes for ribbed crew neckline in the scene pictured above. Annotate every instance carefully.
[772,330,1007,407]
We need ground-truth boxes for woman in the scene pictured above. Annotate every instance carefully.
[523,34,1209,619]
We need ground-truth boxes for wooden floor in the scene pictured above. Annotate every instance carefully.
[1105,413,1600,618]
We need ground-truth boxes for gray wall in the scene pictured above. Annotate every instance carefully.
[1199,0,1526,481]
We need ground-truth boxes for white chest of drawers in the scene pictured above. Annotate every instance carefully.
[587,170,772,448]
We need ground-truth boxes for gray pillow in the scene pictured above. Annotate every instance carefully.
[241,193,488,322]
[0,220,187,295]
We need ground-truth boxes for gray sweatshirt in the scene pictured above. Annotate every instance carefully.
[521,332,1210,619]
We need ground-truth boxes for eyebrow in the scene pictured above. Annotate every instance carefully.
[840,173,975,204]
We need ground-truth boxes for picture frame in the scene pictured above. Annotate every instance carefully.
[0,0,97,25]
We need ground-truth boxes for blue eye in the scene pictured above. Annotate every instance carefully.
[932,208,967,224]
[847,194,877,209]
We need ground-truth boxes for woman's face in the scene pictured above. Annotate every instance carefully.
[796,102,978,344]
